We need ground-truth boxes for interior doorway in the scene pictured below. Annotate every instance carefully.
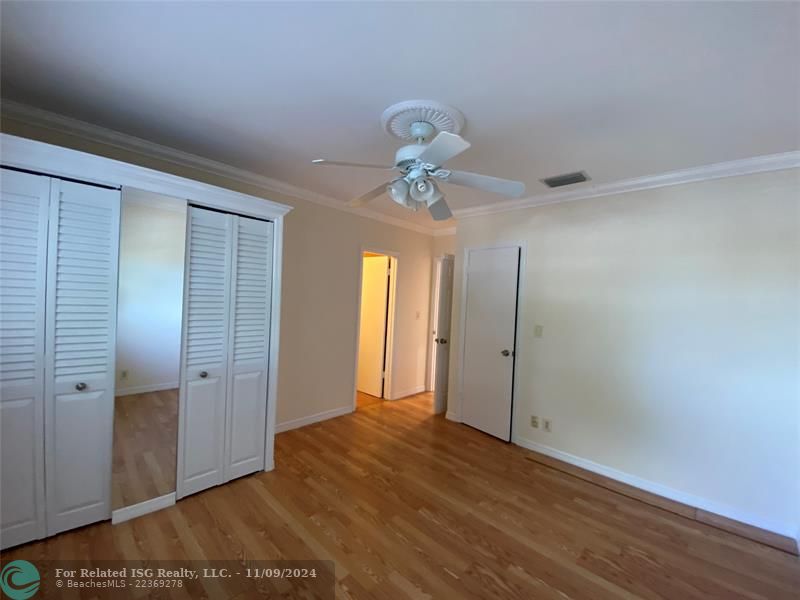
[429,254,454,414]
[354,250,397,410]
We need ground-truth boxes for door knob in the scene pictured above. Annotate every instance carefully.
[199,371,208,378]
[75,382,87,391]
[501,349,510,357]
[434,338,440,344]
[440,338,447,344]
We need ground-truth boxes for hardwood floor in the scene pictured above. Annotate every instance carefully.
[356,390,383,410]
[112,388,178,509]
[6,393,799,599]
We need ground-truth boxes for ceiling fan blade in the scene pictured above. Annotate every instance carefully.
[312,159,393,169]
[347,181,390,207]
[444,170,525,198]
[427,198,453,221]
[416,132,471,167]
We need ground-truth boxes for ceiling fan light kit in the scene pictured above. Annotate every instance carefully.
[312,99,525,221]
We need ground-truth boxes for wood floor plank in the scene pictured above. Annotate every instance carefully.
[3,392,798,599]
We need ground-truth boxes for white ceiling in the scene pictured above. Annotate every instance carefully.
[2,1,798,230]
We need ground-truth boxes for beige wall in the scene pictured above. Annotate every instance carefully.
[2,119,435,427]
[433,234,456,257]
[448,169,800,536]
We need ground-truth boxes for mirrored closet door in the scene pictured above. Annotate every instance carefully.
[111,188,186,511]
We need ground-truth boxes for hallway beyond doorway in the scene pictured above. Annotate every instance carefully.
[356,391,383,410]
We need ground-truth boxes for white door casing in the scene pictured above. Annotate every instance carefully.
[224,216,273,481]
[356,255,390,398]
[433,255,454,414]
[0,169,49,549]
[461,246,520,441]
[177,207,232,498]
[44,179,120,535]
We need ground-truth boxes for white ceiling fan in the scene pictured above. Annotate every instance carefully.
[312,100,526,221]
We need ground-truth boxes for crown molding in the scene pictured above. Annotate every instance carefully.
[6,99,795,228]
[0,99,446,236]
[454,150,800,219]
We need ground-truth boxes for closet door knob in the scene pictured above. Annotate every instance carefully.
[501,349,510,357]
[199,371,208,378]
[75,382,87,391]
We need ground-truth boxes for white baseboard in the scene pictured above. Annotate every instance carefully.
[389,384,427,400]
[111,492,175,525]
[512,436,795,539]
[445,411,461,422]
[275,405,353,433]
[116,381,179,396]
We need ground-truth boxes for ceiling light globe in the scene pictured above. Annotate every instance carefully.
[388,178,410,206]
[409,177,442,207]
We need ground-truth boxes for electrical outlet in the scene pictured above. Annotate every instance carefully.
[530,415,539,428]
[120,370,128,380]
[543,419,552,432]
[534,324,544,338]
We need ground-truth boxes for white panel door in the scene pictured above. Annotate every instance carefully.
[177,206,232,497]
[356,256,389,397]
[433,255,454,414]
[224,216,273,481]
[0,169,49,549]
[461,247,520,441]
[45,180,120,535]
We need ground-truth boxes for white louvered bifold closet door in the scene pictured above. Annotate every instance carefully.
[0,169,49,549]
[45,180,120,535]
[177,207,233,497]
[224,216,273,481]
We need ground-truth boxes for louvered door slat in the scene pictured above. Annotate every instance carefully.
[224,216,273,481]
[0,169,49,549]
[177,206,232,497]
[45,180,120,536]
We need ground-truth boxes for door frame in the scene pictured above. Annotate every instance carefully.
[352,246,398,409]
[453,242,527,441]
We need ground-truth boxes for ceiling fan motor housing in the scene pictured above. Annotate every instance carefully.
[394,144,427,170]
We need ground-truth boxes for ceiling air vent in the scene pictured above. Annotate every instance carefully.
[540,171,590,188]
